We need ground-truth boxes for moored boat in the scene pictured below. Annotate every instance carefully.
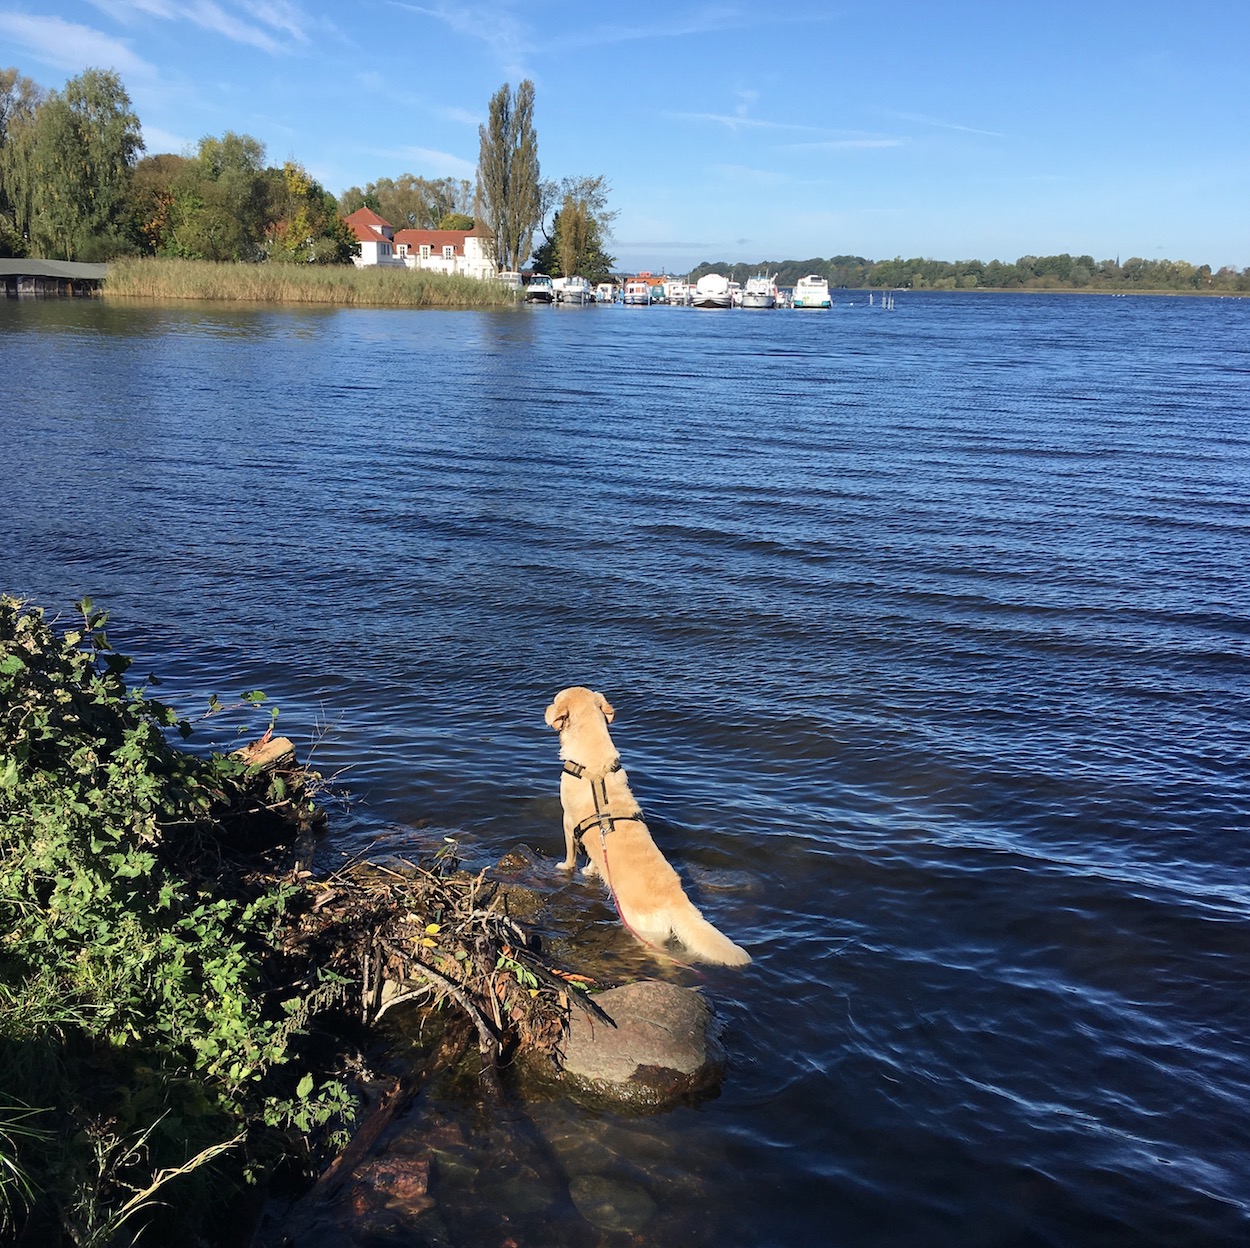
[741,274,778,309]
[525,274,555,303]
[792,274,831,309]
[665,279,693,306]
[552,275,593,305]
[622,278,651,306]
[693,272,733,309]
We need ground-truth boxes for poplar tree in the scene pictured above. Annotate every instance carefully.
[476,80,540,272]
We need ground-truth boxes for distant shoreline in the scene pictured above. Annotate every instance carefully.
[62,257,1248,306]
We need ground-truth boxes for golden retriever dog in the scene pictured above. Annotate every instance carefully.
[544,686,750,966]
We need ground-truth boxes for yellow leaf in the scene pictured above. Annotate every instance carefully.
[425,923,441,935]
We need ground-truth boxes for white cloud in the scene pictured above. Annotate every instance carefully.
[437,104,480,126]
[883,110,1004,139]
[182,1,287,54]
[789,137,907,151]
[387,3,533,76]
[383,146,477,178]
[140,122,195,154]
[0,12,156,78]
[668,110,831,135]
[86,0,324,54]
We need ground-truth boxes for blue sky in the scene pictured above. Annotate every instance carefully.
[2,1,1247,273]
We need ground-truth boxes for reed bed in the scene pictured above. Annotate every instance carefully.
[104,256,521,308]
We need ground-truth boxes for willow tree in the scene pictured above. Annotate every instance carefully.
[476,80,540,272]
[30,68,143,260]
[0,68,44,255]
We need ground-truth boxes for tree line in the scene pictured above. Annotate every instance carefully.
[1,67,354,263]
[2,65,619,281]
[691,252,1250,294]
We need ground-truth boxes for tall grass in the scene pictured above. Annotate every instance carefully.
[104,256,521,308]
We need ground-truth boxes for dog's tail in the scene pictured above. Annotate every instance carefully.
[666,900,752,967]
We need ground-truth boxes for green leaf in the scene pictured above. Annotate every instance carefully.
[296,1073,314,1100]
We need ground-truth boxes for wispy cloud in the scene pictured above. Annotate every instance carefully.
[790,137,907,151]
[140,122,195,154]
[437,104,480,126]
[883,109,1004,138]
[387,3,533,76]
[667,110,831,135]
[0,12,155,77]
[380,145,477,178]
[673,109,906,152]
[86,0,330,55]
[547,8,757,50]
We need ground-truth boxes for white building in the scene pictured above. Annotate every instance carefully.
[343,208,497,280]
[343,206,402,267]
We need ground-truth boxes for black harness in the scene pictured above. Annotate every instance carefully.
[560,756,697,970]
[562,758,646,845]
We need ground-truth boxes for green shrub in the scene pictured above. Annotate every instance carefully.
[0,596,352,1244]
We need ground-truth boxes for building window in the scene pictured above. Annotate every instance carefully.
[397,244,407,257]
[443,245,455,261]
[420,245,431,260]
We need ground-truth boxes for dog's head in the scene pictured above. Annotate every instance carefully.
[544,686,615,732]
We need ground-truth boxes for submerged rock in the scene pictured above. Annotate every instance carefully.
[568,1173,656,1233]
[557,979,725,1110]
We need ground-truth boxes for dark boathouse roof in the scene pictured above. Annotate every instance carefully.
[1,258,108,296]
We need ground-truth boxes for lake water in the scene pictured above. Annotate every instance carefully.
[3,291,1249,1246]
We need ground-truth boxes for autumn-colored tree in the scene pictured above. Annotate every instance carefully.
[265,161,357,263]
[531,174,616,280]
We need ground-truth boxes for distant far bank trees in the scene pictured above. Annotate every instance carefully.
[336,174,475,230]
[690,252,1250,294]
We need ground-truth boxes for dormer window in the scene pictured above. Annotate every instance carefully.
[443,245,455,261]
[420,245,431,261]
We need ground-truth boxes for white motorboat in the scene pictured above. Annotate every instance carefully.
[693,272,733,309]
[525,274,555,303]
[553,275,593,304]
[666,279,694,306]
[741,274,778,309]
[792,274,831,309]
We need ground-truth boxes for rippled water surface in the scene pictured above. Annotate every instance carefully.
[4,292,1250,1246]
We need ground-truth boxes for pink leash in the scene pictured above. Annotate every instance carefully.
[568,764,699,972]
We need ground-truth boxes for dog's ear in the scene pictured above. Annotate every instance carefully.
[544,692,569,731]
[596,692,615,723]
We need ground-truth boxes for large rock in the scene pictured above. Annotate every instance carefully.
[557,980,724,1110]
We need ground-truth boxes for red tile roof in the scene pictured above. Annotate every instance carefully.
[343,206,394,243]
[393,228,470,255]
